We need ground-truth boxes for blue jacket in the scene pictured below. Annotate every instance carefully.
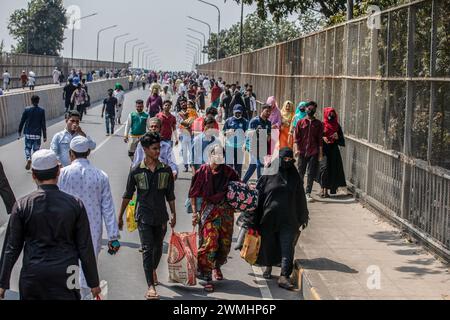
[18,105,47,139]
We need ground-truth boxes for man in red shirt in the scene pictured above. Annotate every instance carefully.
[157,100,178,148]
[294,101,323,202]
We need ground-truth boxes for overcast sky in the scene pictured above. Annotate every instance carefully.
[0,0,257,70]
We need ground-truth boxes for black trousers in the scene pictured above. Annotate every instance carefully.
[137,223,167,287]
[298,155,319,194]
[76,104,86,121]
[279,226,298,277]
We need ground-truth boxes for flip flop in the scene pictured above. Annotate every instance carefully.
[203,283,215,293]
[145,289,160,300]
[213,269,224,281]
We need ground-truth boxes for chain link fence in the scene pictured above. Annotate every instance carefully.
[199,0,450,259]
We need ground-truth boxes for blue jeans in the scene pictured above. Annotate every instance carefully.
[243,156,263,183]
[25,138,41,160]
[105,114,115,134]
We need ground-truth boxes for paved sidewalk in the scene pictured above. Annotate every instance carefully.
[294,190,450,300]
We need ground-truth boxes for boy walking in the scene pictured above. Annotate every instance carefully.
[102,89,118,136]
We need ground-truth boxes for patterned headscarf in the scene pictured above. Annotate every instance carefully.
[280,100,295,126]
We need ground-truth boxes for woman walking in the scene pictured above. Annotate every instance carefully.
[319,107,347,197]
[189,145,240,292]
[255,147,309,290]
[279,101,295,149]
[267,96,281,130]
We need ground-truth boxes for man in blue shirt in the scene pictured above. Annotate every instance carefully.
[243,104,272,183]
[18,95,47,171]
[51,110,96,167]
[223,105,248,178]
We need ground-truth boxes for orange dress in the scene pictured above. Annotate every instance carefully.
[279,121,293,150]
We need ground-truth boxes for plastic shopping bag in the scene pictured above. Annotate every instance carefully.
[168,230,198,286]
[126,198,137,233]
[240,229,261,265]
[83,280,108,300]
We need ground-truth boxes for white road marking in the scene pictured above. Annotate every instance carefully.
[90,124,125,155]
[251,266,274,300]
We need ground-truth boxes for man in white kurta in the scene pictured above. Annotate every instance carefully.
[58,136,120,297]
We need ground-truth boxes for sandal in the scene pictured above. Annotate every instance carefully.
[213,268,224,281]
[263,267,272,280]
[203,283,215,293]
[145,288,160,300]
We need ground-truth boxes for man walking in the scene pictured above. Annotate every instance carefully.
[71,84,88,122]
[101,89,118,136]
[0,150,101,300]
[18,95,47,171]
[113,83,125,124]
[124,100,149,161]
[58,136,120,298]
[223,105,249,178]
[51,110,96,167]
[157,100,178,148]
[53,68,61,85]
[243,104,272,183]
[63,78,76,113]
[20,71,28,90]
[2,70,11,92]
[132,118,178,180]
[294,101,323,202]
[118,133,177,300]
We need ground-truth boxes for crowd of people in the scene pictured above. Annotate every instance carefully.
[0,67,128,96]
[0,70,347,300]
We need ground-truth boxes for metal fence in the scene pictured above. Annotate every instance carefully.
[198,0,450,259]
[0,53,128,88]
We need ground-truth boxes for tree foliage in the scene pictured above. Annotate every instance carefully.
[234,0,348,21]
[207,12,322,60]
[8,0,67,56]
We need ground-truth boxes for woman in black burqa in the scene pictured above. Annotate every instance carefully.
[255,147,309,290]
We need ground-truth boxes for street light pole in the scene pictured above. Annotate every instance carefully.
[112,33,130,73]
[97,25,118,61]
[187,28,207,64]
[123,38,138,63]
[186,47,198,64]
[198,0,220,60]
[137,46,149,69]
[187,35,204,64]
[347,0,354,20]
[131,42,145,68]
[142,49,152,69]
[187,40,201,65]
[187,16,212,62]
[240,1,244,54]
[71,13,98,63]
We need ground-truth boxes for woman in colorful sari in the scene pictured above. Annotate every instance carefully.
[210,82,222,109]
[190,145,240,292]
[288,101,309,146]
[318,107,346,197]
[279,100,295,149]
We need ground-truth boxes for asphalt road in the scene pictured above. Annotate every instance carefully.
[0,87,300,300]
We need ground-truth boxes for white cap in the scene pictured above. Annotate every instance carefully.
[32,150,59,170]
[70,136,91,153]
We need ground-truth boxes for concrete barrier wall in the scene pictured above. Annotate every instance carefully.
[0,78,129,138]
